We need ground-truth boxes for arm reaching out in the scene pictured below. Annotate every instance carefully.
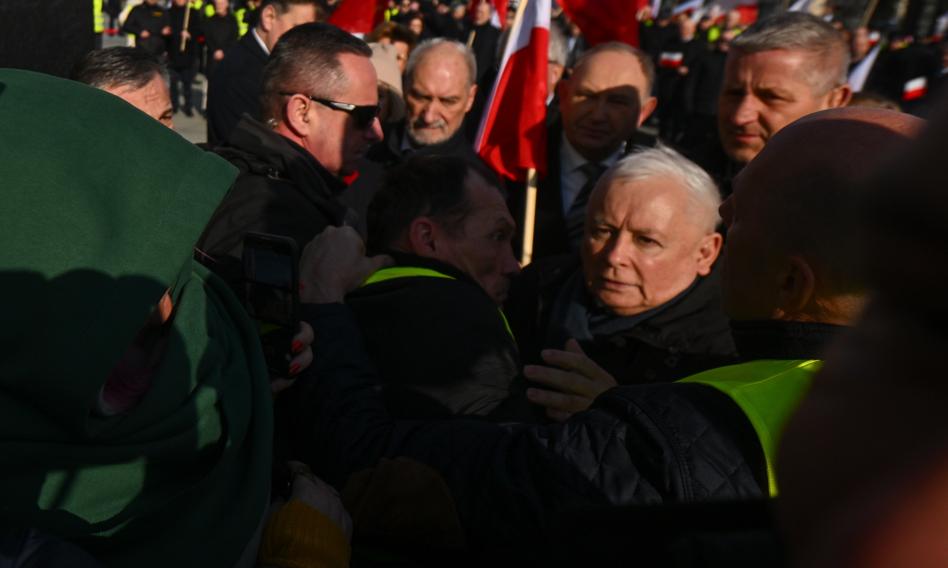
[524,339,618,421]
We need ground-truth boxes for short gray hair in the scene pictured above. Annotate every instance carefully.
[261,22,372,122]
[548,23,568,67]
[596,144,721,232]
[72,47,168,90]
[732,12,850,94]
[405,38,477,88]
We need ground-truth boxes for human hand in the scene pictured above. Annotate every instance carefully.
[213,49,225,61]
[524,339,618,421]
[286,461,353,540]
[181,29,191,40]
[299,226,393,304]
[677,65,689,76]
[161,25,172,36]
[270,322,314,394]
[140,29,151,38]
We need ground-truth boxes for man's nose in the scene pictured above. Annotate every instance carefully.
[730,94,760,125]
[366,116,383,142]
[503,246,522,276]
[604,233,633,267]
[422,101,442,124]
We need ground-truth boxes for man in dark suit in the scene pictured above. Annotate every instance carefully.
[205,0,318,145]
[515,42,657,260]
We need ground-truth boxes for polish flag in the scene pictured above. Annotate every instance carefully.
[659,51,684,68]
[475,0,549,182]
[329,0,385,35]
[903,76,928,101]
[559,0,646,47]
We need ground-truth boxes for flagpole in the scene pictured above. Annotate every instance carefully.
[521,168,538,265]
[861,0,880,27]
[501,0,536,266]
[180,3,192,52]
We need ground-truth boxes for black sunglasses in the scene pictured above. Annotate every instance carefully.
[280,92,380,129]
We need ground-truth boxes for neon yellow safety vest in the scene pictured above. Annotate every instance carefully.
[236,7,250,36]
[93,0,105,33]
[679,359,821,497]
[361,266,515,341]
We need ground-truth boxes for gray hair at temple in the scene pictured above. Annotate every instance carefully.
[72,47,169,90]
[548,22,568,67]
[405,38,477,88]
[732,12,850,94]
[596,145,722,233]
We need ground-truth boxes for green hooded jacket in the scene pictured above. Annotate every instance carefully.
[0,69,272,567]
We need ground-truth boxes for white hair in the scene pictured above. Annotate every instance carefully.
[597,144,722,232]
[405,38,477,88]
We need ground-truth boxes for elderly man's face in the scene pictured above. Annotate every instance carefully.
[405,48,476,146]
[581,176,719,316]
[558,50,656,162]
[106,73,174,129]
[717,49,846,164]
[432,171,520,304]
[301,53,383,175]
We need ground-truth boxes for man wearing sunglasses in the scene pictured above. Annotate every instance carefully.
[197,22,383,292]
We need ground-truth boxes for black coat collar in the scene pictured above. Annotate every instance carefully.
[730,320,845,361]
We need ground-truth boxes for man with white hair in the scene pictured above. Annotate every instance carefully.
[505,146,735,416]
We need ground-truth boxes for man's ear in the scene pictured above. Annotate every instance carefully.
[556,77,571,112]
[773,255,817,319]
[257,4,276,33]
[407,217,438,256]
[281,94,313,138]
[464,83,477,113]
[695,232,723,276]
[827,83,853,108]
[638,95,658,126]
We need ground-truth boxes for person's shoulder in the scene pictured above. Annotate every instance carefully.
[596,381,766,497]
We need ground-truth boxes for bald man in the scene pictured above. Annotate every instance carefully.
[527,42,658,259]
[289,108,919,551]
[778,108,936,567]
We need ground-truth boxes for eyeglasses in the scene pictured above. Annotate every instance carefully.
[280,92,380,129]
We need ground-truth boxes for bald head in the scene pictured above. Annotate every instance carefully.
[720,107,923,323]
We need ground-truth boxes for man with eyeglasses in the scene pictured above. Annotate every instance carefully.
[197,22,383,293]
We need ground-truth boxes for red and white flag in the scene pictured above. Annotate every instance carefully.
[559,0,646,46]
[659,51,685,68]
[903,76,928,101]
[474,0,549,182]
[329,0,385,35]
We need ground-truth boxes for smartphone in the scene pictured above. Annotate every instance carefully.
[242,233,300,378]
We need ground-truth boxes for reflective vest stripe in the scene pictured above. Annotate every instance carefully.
[679,359,820,497]
[361,266,515,341]
[93,0,105,33]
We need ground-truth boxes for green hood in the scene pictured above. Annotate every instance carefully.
[0,69,272,566]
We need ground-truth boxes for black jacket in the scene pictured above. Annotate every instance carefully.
[296,306,839,549]
[345,253,532,420]
[506,115,571,260]
[206,32,268,146]
[505,255,737,384]
[196,116,350,290]
[341,122,485,237]
[166,4,201,70]
[203,13,239,79]
[121,3,169,57]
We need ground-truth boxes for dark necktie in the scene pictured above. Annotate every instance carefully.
[565,162,606,248]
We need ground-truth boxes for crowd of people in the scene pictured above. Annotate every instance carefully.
[3,0,948,565]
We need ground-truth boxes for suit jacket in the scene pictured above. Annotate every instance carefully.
[507,114,570,261]
[205,32,268,146]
